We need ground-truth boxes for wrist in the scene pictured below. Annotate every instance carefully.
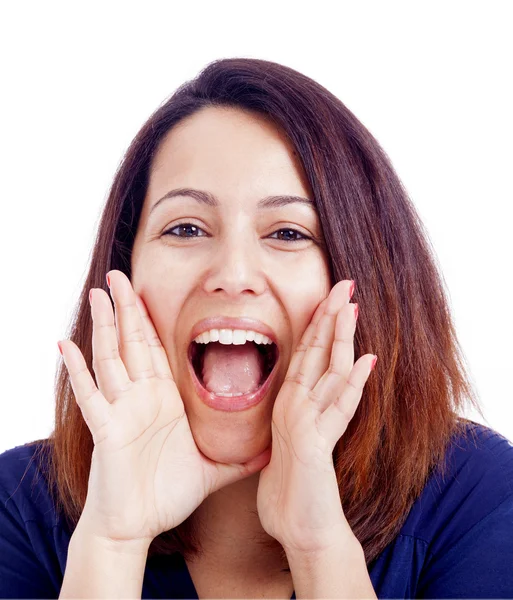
[72,516,152,556]
[61,520,150,598]
[284,536,376,600]
[283,525,362,562]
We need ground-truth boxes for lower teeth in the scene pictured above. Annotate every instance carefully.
[212,391,246,397]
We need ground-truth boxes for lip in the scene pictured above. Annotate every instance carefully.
[186,341,280,412]
[189,316,278,346]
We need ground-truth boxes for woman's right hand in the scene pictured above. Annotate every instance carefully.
[58,269,272,547]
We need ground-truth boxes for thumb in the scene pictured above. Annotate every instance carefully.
[210,446,272,493]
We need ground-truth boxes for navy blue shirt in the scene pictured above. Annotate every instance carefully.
[1,421,513,598]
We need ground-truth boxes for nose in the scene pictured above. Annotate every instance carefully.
[202,230,267,298]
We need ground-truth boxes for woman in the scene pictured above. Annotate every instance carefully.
[1,57,512,599]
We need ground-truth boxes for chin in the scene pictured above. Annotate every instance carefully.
[192,424,272,466]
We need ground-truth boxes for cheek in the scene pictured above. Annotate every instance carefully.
[273,255,331,349]
[136,280,185,350]
[284,290,327,351]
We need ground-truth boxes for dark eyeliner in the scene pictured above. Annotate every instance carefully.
[268,228,311,243]
[162,223,207,239]
[162,223,312,243]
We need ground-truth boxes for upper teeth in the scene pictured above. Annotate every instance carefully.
[193,329,274,345]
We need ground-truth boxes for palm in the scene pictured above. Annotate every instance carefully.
[66,270,271,544]
[257,388,335,548]
[256,280,376,553]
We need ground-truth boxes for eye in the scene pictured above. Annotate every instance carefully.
[268,228,311,243]
[161,223,311,243]
[162,223,207,238]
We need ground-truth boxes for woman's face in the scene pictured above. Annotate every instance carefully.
[131,106,331,465]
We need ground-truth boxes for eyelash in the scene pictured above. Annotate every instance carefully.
[162,222,312,243]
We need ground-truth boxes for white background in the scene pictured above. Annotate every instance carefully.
[1,1,512,453]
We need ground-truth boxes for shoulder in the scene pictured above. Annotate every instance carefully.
[403,420,513,550]
[0,441,66,596]
[407,423,513,596]
[433,419,513,497]
[0,439,58,527]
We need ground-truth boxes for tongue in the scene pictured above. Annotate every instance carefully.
[202,342,263,395]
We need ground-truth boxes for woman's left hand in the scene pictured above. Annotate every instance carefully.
[256,279,377,555]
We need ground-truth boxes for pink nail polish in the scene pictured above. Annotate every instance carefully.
[89,289,93,305]
[57,341,63,355]
[370,355,378,371]
[349,280,355,299]
[106,273,111,288]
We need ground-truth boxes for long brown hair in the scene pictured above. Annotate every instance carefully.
[27,57,485,569]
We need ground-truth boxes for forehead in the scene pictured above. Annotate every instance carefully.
[147,106,313,202]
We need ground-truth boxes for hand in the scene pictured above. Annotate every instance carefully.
[59,269,271,546]
[256,280,376,555]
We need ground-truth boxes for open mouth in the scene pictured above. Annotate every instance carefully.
[187,340,279,391]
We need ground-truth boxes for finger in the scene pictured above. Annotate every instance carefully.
[311,301,357,411]
[59,339,112,444]
[317,355,376,450]
[285,291,332,381]
[298,282,352,391]
[209,446,273,493]
[107,270,155,382]
[90,287,132,401]
[134,293,175,381]
[285,280,351,389]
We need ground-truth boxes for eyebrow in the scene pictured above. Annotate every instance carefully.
[149,187,316,215]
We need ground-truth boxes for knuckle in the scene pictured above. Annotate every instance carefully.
[146,334,163,348]
[284,372,310,391]
[92,349,120,370]
[73,364,91,379]
[95,322,116,332]
[111,380,133,399]
[83,386,102,404]
[327,364,344,377]
[158,372,174,381]
[333,400,352,422]
[309,334,324,348]
[118,298,138,311]
[347,379,361,393]
[307,388,322,404]
[133,367,155,380]
[123,328,146,344]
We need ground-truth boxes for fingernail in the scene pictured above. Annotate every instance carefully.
[354,303,359,321]
[349,280,355,299]
[370,355,378,371]
[57,341,63,355]
[106,273,111,288]
[89,289,93,305]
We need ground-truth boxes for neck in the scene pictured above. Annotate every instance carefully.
[188,472,288,571]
